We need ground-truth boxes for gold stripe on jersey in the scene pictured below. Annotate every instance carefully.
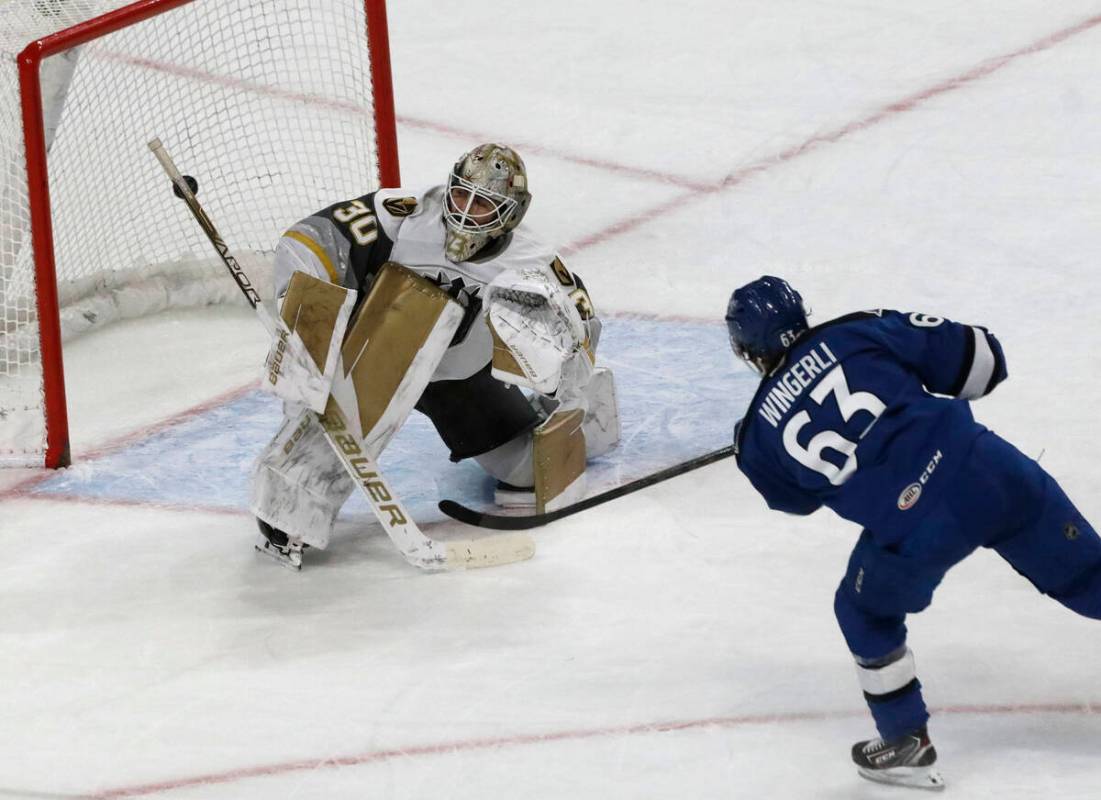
[284,230,339,284]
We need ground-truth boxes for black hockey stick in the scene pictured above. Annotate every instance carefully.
[439,444,737,529]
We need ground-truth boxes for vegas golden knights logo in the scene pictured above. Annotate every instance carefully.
[382,196,418,217]
[550,256,572,286]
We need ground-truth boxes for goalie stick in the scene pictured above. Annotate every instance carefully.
[148,138,534,571]
[439,444,737,530]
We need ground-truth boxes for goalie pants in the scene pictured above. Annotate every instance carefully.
[251,365,542,548]
[833,431,1101,740]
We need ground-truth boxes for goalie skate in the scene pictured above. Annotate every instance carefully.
[254,520,308,571]
[852,726,945,791]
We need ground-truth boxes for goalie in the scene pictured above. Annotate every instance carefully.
[251,143,620,568]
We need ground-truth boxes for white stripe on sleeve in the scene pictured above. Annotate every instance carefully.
[959,326,996,399]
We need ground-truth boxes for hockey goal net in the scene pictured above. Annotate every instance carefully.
[0,0,399,468]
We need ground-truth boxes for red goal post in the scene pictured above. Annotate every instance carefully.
[1,0,400,468]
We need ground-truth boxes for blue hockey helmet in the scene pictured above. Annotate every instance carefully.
[725,276,808,374]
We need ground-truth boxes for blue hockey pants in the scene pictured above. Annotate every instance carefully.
[833,431,1101,739]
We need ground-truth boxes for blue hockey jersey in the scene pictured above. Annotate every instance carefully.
[734,310,1007,542]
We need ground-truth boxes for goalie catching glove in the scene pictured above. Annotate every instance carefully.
[485,267,594,408]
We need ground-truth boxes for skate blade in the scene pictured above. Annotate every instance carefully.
[254,536,303,571]
[857,765,945,791]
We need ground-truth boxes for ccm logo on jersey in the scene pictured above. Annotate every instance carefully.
[897,450,943,510]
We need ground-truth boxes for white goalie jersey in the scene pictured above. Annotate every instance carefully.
[272,184,601,386]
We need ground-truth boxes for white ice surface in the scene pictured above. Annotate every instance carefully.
[2,2,1101,798]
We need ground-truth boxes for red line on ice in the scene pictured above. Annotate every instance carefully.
[0,381,258,499]
[8,491,248,517]
[394,115,713,191]
[94,12,1101,258]
[92,52,707,191]
[87,701,1100,798]
[562,12,1101,254]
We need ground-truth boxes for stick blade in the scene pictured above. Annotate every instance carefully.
[438,500,551,530]
[445,533,536,569]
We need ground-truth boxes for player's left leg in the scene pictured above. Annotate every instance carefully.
[834,532,940,741]
[834,530,952,790]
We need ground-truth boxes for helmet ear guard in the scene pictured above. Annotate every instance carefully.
[725,276,809,375]
[443,143,531,262]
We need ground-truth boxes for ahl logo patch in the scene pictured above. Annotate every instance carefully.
[898,483,922,510]
[897,449,944,510]
[382,196,418,217]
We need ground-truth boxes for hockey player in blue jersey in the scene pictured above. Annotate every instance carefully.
[726,276,1101,791]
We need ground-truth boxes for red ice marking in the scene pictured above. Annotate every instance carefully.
[92,50,707,191]
[0,381,258,499]
[87,702,1100,798]
[8,491,249,518]
[395,115,713,191]
[93,12,1101,259]
[562,12,1101,255]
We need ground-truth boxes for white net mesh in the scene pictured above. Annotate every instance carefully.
[0,0,384,465]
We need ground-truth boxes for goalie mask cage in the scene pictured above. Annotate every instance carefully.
[0,0,399,468]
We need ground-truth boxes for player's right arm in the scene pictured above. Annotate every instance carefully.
[874,310,1008,400]
[735,417,823,516]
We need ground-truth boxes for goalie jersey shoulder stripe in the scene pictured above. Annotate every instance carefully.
[283,230,339,284]
[282,187,431,297]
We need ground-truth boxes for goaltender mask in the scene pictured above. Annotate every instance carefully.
[251,143,619,568]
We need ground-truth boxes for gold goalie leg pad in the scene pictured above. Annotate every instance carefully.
[533,408,588,514]
[329,262,464,458]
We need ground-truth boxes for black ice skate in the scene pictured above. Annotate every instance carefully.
[852,725,945,791]
[254,519,308,571]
